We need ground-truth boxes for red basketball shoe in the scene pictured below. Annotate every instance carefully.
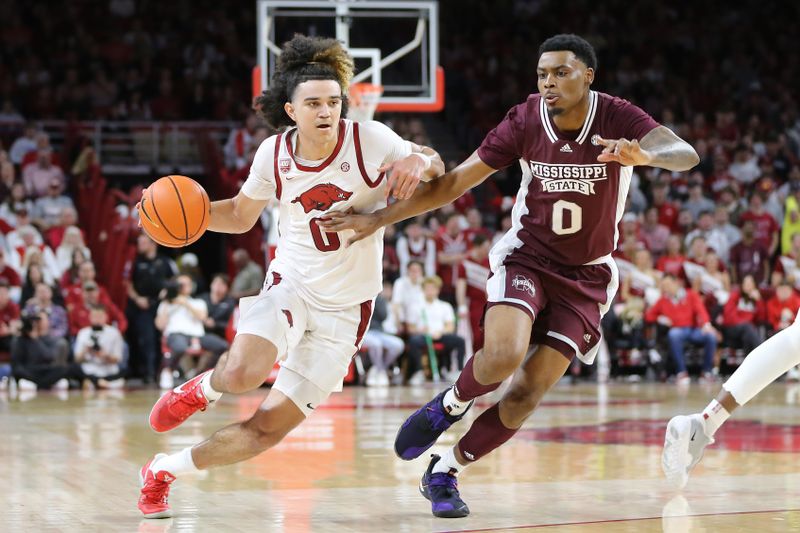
[138,454,175,518]
[149,370,214,432]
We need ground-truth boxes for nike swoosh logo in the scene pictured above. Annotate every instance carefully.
[690,430,696,441]
[306,403,315,410]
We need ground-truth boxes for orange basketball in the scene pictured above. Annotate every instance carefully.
[138,175,210,248]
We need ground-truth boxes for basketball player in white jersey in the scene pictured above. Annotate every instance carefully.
[137,34,443,518]
[663,310,800,489]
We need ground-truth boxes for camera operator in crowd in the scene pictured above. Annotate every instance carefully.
[198,274,235,338]
[11,310,84,390]
[74,304,126,389]
[155,275,228,382]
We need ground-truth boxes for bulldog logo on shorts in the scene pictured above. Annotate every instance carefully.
[511,274,536,298]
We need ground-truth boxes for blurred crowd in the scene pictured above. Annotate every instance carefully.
[2,0,800,390]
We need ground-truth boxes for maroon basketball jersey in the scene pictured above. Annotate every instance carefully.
[478,91,660,267]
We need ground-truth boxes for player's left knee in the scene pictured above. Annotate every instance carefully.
[244,412,293,451]
[502,385,544,418]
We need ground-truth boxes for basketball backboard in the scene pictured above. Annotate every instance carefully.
[254,0,443,113]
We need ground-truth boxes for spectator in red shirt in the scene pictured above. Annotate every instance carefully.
[64,261,113,312]
[67,280,128,336]
[0,249,22,288]
[462,207,492,243]
[739,192,780,256]
[455,234,491,350]
[655,235,687,278]
[60,248,89,291]
[729,220,770,286]
[45,206,81,249]
[645,274,718,383]
[435,212,469,305]
[766,281,800,333]
[652,181,679,232]
[720,274,765,353]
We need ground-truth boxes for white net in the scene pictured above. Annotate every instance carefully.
[347,83,384,122]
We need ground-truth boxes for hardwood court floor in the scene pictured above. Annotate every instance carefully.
[4,380,800,532]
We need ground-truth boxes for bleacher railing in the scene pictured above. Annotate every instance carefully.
[36,120,237,176]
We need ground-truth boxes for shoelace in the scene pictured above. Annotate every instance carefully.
[429,472,458,492]
[172,386,207,413]
[141,477,171,504]
[425,406,455,431]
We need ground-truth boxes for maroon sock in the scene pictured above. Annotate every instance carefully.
[457,404,518,462]
[454,356,501,402]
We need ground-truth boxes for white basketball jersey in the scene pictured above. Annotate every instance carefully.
[242,119,412,310]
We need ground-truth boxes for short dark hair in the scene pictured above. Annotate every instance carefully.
[538,34,597,70]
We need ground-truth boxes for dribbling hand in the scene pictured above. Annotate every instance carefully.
[595,136,653,166]
[380,153,426,201]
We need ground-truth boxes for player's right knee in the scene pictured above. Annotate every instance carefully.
[220,365,255,394]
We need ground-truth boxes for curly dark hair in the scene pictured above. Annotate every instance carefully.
[254,34,354,129]
[538,34,597,71]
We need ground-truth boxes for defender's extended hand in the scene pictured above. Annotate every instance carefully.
[317,210,381,247]
[595,136,653,166]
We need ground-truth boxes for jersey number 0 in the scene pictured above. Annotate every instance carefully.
[551,200,582,235]
[309,217,341,252]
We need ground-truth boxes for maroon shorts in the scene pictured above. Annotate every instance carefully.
[485,254,618,362]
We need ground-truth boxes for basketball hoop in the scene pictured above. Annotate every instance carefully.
[347,83,384,122]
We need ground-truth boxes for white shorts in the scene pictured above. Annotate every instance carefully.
[236,274,373,405]
[271,366,328,417]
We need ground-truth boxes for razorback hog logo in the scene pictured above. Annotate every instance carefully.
[292,183,353,213]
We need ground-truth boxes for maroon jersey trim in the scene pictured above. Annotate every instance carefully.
[352,122,386,188]
[273,133,283,200]
[285,120,346,172]
[354,300,373,348]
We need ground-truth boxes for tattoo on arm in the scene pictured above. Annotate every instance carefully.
[639,126,700,171]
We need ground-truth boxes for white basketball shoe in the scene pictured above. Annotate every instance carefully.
[662,413,714,489]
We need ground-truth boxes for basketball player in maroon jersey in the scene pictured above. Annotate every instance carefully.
[320,34,699,518]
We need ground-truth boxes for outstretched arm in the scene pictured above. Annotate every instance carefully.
[208,191,269,234]
[595,126,699,171]
[318,151,496,244]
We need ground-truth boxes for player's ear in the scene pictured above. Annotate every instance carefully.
[585,67,594,86]
[284,102,296,122]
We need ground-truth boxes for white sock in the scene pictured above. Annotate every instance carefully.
[442,386,470,416]
[151,446,200,476]
[723,318,800,405]
[432,447,465,476]
[700,399,730,437]
[201,371,222,401]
